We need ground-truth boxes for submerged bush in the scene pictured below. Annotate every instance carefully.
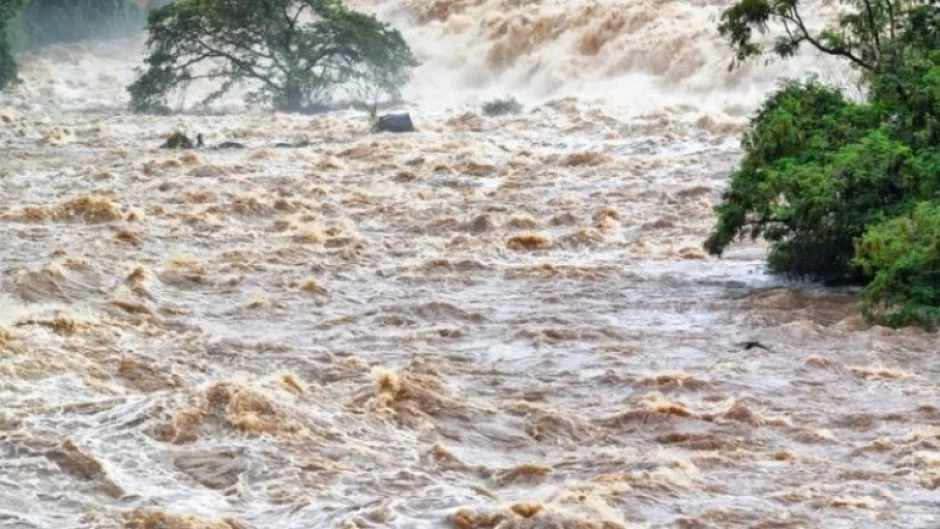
[482,95,523,116]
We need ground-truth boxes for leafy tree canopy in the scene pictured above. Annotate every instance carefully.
[706,0,940,328]
[127,0,419,114]
[854,200,940,328]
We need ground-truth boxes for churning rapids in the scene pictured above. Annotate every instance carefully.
[2,0,939,528]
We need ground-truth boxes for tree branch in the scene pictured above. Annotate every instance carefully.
[861,0,881,58]
[172,52,214,71]
[288,2,307,34]
[301,45,348,73]
[788,8,875,70]
[885,0,896,41]
[192,36,282,91]
[196,20,278,64]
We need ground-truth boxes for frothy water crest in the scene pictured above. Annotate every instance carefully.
[368,0,858,107]
[1,1,937,529]
[2,0,862,113]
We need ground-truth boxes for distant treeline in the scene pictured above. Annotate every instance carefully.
[1,0,155,89]
[10,0,148,50]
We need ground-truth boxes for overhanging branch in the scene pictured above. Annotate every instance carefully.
[787,8,875,70]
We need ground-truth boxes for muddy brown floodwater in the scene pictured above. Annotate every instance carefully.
[1,0,939,528]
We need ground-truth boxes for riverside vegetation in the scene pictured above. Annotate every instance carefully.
[705,0,940,329]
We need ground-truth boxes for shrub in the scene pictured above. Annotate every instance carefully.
[854,201,940,329]
[482,95,523,116]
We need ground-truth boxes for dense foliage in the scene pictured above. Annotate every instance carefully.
[127,0,419,114]
[854,201,940,328]
[706,0,940,328]
[704,79,887,284]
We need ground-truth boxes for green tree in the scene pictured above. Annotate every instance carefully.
[854,201,940,328]
[127,0,419,114]
[705,0,940,327]
[703,79,893,284]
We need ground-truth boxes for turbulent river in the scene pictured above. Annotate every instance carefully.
[2,0,939,528]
